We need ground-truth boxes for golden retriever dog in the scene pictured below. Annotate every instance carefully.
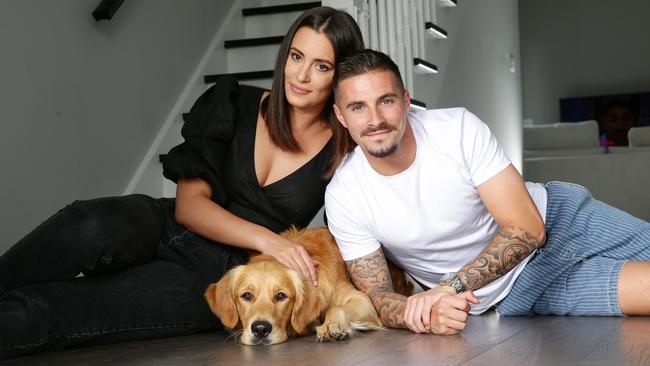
[204,227,412,345]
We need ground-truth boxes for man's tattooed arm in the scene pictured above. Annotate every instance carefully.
[345,248,406,328]
[457,225,544,291]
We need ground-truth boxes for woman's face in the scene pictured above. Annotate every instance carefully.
[284,26,335,112]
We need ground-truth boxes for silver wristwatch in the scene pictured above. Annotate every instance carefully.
[439,272,465,294]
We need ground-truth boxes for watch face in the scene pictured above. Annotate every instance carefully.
[440,273,463,293]
[441,273,456,282]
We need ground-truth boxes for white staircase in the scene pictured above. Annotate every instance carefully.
[126,0,461,222]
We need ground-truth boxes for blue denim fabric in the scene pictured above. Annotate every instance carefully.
[497,182,650,316]
[0,195,248,360]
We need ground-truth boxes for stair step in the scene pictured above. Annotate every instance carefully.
[242,2,322,16]
[224,36,284,49]
[425,22,448,39]
[438,0,458,7]
[243,6,306,38]
[410,98,427,110]
[204,70,274,83]
[225,38,279,73]
[414,58,438,74]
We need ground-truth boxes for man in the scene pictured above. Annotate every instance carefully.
[325,49,650,335]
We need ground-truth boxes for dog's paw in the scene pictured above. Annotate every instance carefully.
[316,321,351,342]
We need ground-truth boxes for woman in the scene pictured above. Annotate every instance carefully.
[0,7,363,360]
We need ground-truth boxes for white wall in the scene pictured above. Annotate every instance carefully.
[417,0,523,170]
[0,0,234,255]
[520,0,650,124]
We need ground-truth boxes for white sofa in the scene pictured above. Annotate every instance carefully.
[628,126,650,148]
[523,123,650,221]
[523,120,604,158]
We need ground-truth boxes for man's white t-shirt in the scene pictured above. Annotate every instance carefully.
[325,108,547,314]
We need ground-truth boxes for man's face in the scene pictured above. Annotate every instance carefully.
[334,70,410,159]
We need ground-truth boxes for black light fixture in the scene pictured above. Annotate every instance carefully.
[92,0,126,21]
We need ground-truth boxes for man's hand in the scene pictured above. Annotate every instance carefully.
[403,287,479,335]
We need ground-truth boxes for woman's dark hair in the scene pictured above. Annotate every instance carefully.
[260,6,364,178]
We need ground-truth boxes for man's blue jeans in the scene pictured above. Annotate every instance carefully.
[0,195,249,360]
[497,182,650,316]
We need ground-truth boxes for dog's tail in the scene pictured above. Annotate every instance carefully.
[349,321,387,332]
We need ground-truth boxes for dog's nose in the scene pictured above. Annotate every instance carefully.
[251,320,272,339]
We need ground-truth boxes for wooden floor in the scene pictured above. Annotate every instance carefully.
[2,311,650,366]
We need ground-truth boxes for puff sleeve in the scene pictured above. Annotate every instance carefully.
[162,76,240,205]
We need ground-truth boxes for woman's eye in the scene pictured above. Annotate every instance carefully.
[290,53,301,61]
[275,292,287,301]
[316,63,330,72]
[241,292,253,301]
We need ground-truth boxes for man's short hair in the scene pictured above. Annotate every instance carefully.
[333,49,405,100]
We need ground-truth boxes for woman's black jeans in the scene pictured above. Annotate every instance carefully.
[0,194,249,360]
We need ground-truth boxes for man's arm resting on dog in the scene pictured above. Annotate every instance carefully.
[345,249,406,328]
[457,164,547,291]
[345,249,475,334]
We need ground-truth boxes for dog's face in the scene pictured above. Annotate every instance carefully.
[205,260,321,345]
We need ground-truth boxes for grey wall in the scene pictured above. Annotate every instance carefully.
[520,0,650,124]
[0,0,233,255]
[420,0,523,170]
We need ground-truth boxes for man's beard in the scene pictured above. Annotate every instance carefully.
[368,141,399,158]
[362,122,399,158]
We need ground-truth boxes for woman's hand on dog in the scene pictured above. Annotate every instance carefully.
[261,236,319,287]
[403,287,479,335]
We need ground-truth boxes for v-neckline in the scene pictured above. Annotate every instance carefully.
[250,95,332,190]
[258,138,332,190]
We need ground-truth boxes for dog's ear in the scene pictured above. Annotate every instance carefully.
[289,272,321,334]
[204,268,241,329]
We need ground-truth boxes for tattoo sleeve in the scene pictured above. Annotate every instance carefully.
[458,225,543,291]
[346,249,407,328]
